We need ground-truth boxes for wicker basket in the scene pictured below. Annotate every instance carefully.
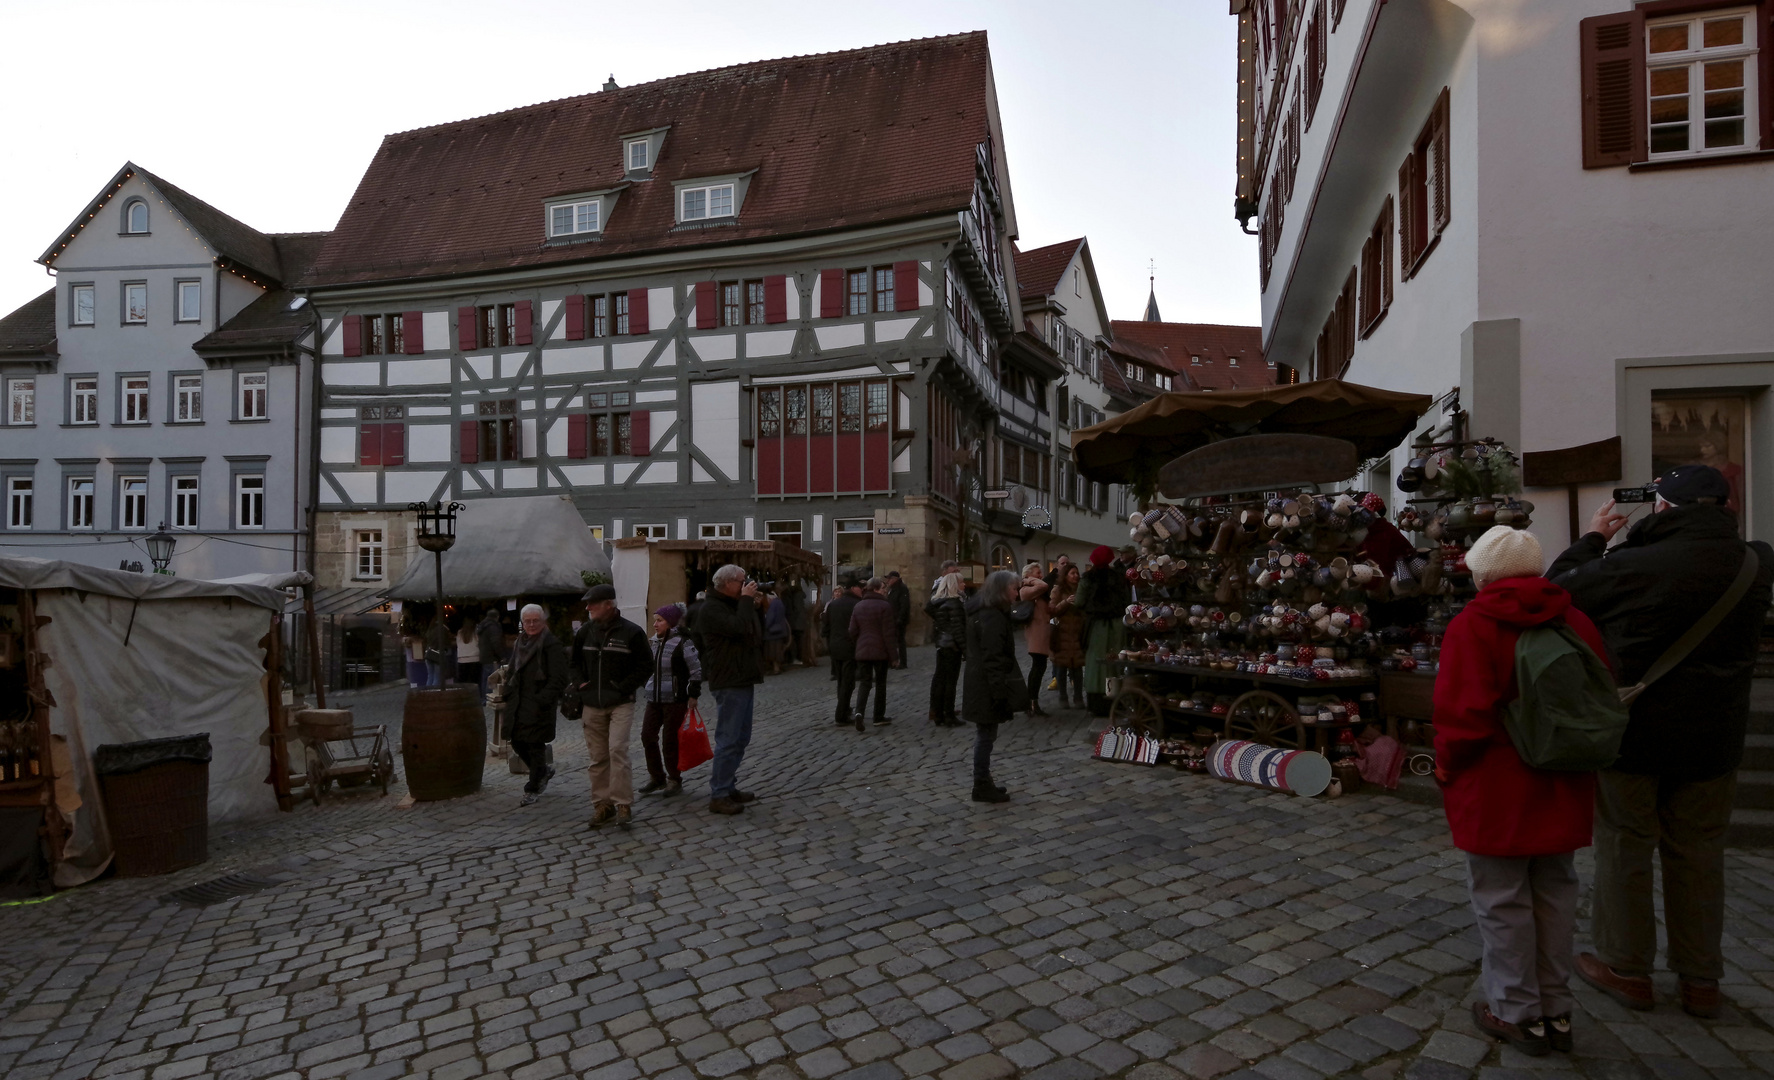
[99,760,209,877]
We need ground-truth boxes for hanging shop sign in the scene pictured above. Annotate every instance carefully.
[1158,433,1360,499]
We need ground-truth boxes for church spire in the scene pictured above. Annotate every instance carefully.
[1143,259,1162,322]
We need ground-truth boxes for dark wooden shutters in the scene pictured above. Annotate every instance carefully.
[1397,155,1417,273]
[763,276,787,324]
[382,423,405,466]
[1581,11,1645,168]
[457,306,478,350]
[566,414,588,459]
[459,420,479,463]
[564,294,585,340]
[630,411,650,457]
[819,269,844,318]
[695,281,717,329]
[513,300,533,345]
[893,261,920,311]
[357,422,380,466]
[1431,89,1451,234]
[627,288,648,335]
[342,315,362,357]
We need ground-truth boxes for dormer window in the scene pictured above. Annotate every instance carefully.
[680,184,735,222]
[548,197,602,238]
[626,139,649,171]
[1229,356,1239,366]
[124,200,148,234]
[1190,355,1201,365]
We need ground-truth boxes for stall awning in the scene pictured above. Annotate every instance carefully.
[384,494,611,600]
[0,556,303,612]
[1070,379,1434,485]
[284,587,388,617]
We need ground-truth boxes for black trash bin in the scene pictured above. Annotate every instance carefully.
[94,734,211,878]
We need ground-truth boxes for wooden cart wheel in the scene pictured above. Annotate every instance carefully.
[376,747,394,796]
[303,746,324,806]
[1109,688,1163,736]
[1224,690,1305,749]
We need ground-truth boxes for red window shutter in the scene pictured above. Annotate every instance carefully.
[457,306,478,351]
[1580,11,1645,168]
[630,410,651,457]
[627,288,648,335]
[564,294,585,340]
[763,275,787,324]
[819,269,844,318]
[357,423,381,466]
[566,413,588,459]
[893,261,920,311]
[382,423,406,467]
[342,315,362,357]
[514,300,533,345]
[695,281,717,329]
[459,420,480,464]
[398,311,420,354]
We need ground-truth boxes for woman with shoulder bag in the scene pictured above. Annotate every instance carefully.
[925,573,967,727]
[1018,563,1054,716]
[962,570,1028,803]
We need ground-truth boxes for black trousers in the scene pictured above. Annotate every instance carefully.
[833,659,858,721]
[894,626,909,667]
[1025,654,1049,707]
[855,660,889,722]
[930,646,963,719]
[973,722,997,781]
[1054,666,1084,702]
[511,739,551,792]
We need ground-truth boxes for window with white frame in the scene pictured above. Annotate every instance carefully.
[355,529,384,579]
[174,374,202,422]
[238,372,268,420]
[176,280,202,323]
[173,475,199,529]
[68,477,95,530]
[626,139,650,171]
[699,522,736,539]
[125,200,148,233]
[548,198,601,237]
[71,284,94,326]
[679,183,735,222]
[7,478,32,528]
[7,379,33,425]
[235,474,264,529]
[1647,7,1760,157]
[766,520,803,549]
[633,523,668,540]
[120,477,148,530]
[124,283,147,324]
[70,377,98,425]
[121,377,150,424]
[588,525,606,541]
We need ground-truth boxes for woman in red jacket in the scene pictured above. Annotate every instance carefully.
[1434,526,1612,1058]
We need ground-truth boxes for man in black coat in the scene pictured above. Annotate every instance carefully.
[698,564,766,815]
[569,585,652,828]
[823,578,864,726]
[504,604,568,806]
[962,570,1028,804]
[1549,465,1774,1018]
[885,571,911,668]
[782,580,809,666]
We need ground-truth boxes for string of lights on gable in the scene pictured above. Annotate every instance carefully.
[43,166,231,280]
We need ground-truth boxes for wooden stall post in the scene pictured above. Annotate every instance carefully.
[1521,436,1622,541]
[303,583,326,709]
[262,617,293,811]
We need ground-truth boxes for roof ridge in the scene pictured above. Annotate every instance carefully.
[381,31,988,142]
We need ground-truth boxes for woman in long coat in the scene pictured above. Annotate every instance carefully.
[1019,563,1053,716]
[503,603,569,804]
[1075,545,1129,716]
[962,570,1027,803]
[1048,564,1086,709]
[925,573,968,727]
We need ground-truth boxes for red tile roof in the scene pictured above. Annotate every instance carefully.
[1012,238,1083,300]
[302,34,995,288]
[1110,320,1273,390]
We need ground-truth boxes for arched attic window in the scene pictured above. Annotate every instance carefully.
[124,199,149,234]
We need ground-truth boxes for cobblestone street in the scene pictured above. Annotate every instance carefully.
[3,647,1773,1080]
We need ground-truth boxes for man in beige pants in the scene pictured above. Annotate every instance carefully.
[568,585,651,828]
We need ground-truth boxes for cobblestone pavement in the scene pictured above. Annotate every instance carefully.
[4,647,1774,1080]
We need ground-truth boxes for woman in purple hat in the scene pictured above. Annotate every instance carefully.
[639,604,702,797]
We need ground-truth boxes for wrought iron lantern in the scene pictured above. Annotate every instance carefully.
[146,522,176,574]
[410,502,465,681]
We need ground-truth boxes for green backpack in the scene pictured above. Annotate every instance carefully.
[1502,623,1631,771]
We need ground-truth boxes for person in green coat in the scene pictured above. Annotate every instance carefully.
[1076,544,1130,716]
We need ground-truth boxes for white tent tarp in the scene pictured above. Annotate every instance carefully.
[385,494,609,599]
[0,557,301,886]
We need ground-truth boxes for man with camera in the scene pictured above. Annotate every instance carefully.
[698,564,766,815]
[1549,464,1773,1018]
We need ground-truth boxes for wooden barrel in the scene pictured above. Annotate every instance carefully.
[401,687,486,800]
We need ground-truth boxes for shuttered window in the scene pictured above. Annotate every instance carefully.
[1358,197,1393,338]
[1582,12,1648,167]
[819,269,845,318]
[1400,89,1451,278]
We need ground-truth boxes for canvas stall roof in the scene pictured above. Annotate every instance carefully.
[0,556,302,612]
[284,586,388,617]
[385,495,610,600]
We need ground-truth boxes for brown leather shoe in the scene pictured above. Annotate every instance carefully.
[730,789,758,803]
[1577,952,1654,1011]
[1471,1002,1549,1057]
[588,801,616,828]
[1680,978,1721,1019]
[708,796,743,815]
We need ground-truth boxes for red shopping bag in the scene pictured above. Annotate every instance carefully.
[677,703,714,773]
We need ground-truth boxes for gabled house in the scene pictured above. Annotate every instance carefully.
[0,163,325,579]
[1110,320,1274,391]
[297,34,1023,607]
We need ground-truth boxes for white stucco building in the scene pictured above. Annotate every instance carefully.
[1233,0,1774,546]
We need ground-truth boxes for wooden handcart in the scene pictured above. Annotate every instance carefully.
[302,725,395,804]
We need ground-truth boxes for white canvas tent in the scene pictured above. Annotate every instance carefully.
[0,556,303,887]
[385,494,610,600]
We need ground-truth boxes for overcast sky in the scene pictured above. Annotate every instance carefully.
[0,0,1257,328]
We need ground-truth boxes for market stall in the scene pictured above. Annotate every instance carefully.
[610,538,825,660]
[0,557,303,891]
[1070,381,1534,793]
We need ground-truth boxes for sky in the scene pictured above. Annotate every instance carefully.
[0,0,1258,329]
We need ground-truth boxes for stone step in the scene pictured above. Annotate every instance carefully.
[1727,808,1774,848]
[1743,733,1774,771]
[1748,710,1774,736]
[1735,769,1774,810]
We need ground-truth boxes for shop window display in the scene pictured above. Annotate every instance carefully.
[1651,393,1745,519]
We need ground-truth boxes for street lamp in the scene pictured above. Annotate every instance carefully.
[146,522,176,574]
[410,501,465,687]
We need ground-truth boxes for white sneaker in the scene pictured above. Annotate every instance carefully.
[519,791,539,806]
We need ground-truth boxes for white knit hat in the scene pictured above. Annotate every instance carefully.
[1466,525,1544,589]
